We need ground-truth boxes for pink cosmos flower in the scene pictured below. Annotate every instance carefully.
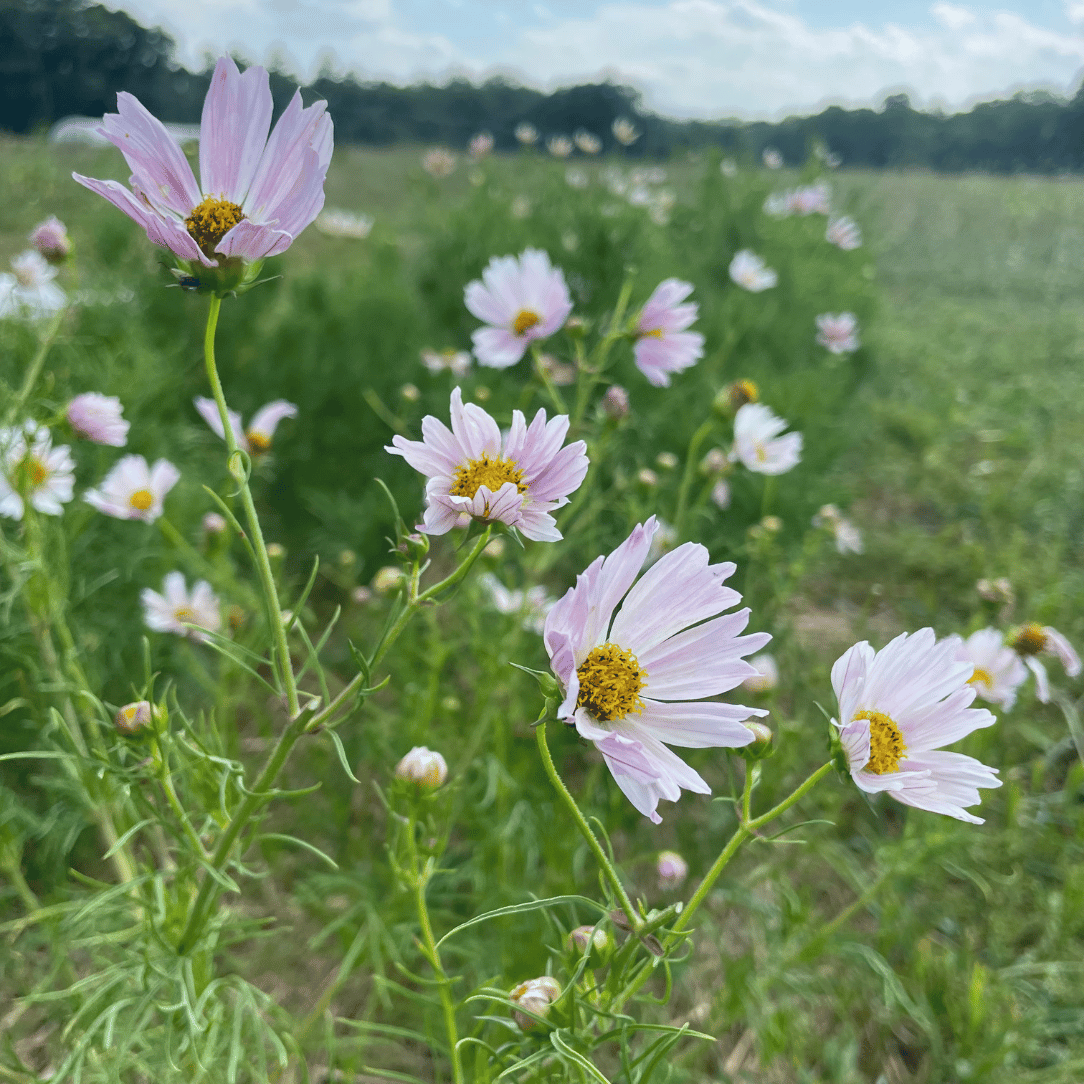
[731,403,802,475]
[543,517,770,823]
[30,216,72,262]
[833,629,1000,823]
[194,397,297,454]
[816,313,860,354]
[465,249,573,369]
[67,392,129,446]
[469,131,494,157]
[633,279,705,387]
[142,571,221,643]
[826,216,862,250]
[728,250,777,292]
[387,387,588,541]
[84,455,179,523]
[791,182,831,215]
[73,56,333,268]
[1009,623,1081,703]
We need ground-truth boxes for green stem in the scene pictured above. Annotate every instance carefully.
[535,721,639,931]
[531,343,568,415]
[202,295,300,718]
[570,279,636,430]
[673,419,714,540]
[4,307,65,427]
[2,854,39,913]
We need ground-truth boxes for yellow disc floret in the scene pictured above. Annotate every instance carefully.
[185,196,245,256]
[968,667,993,689]
[20,456,48,488]
[576,643,647,722]
[450,454,527,502]
[854,709,906,774]
[513,309,541,336]
[1011,622,1048,657]
[129,489,154,511]
[246,430,271,453]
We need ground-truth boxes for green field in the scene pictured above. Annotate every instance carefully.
[2,138,1084,1083]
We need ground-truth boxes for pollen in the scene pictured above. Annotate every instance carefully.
[17,455,48,489]
[450,454,527,501]
[576,642,647,722]
[513,309,541,336]
[1011,622,1048,657]
[968,666,993,688]
[246,430,271,453]
[129,489,154,511]
[174,606,193,623]
[642,327,665,339]
[855,710,906,774]
[185,196,245,255]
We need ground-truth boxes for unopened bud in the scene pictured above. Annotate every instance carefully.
[266,542,285,561]
[398,532,430,560]
[656,850,688,890]
[565,316,588,336]
[115,700,153,734]
[510,976,561,1028]
[637,468,658,488]
[202,512,227,535]
[473,386,491,402]
[761,515,782,533]
[655,451,678,470]
[372,566,404,594]
[400,383,420,402]
[977,577,1014,606]
[395,746,448,788]
[568,925,610,955]
[739,721,774,760]
[711,479,731,510]
[700,448,727,476]
[339,549,357,567]
[741,653,778,693]
[351,585,373,605]
[227,604,246,630]
[601,385,630,420]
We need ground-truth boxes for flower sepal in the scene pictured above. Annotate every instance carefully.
[169,257,267,298]
[736,721,774,761]
[511,662,562,702]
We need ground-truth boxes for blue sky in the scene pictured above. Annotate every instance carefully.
[113,0,1084,118]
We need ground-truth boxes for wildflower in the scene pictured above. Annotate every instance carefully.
[514,122,538,145]
[816,313,860,354]
[0,422,75,519]
[601,385,630,420]
[762,147,783,169]
[421,348,471,378]
[711,479,731,509]
[73,56,333,289]
[0,251,67,320]
[203,511,227,534]
[633,279,705,387]
[387,387,587,541]
[469,131,494,157]
[832,629,1001,823]
[547,135,573,158]
[656,850,688,889]
[731,403,802,475]
[826,216,862,250]
[612,117,640,145]
[422,148,456,177]
[315,209,373,239]
[543,517,770,823]
[728,250,777,292]
[67,393,129,447]
[395,746,448,788]
[976,577,1014,606]
[30,216,72,263]
[791,182,831,215]
[565,167,588,189]
[956,629,1027,711]
[478,572,554,633]
[720,158,738,177]
[194,397,297,454]
[813,503,863,554]
[574,129,602,155]
[464,249,572,369]
[400,383,420,402]
[742,652,779,693]
[115,701,153,734]
[537,353,576,386]
[510,977,561,1029]
[716,379,759,414]
[700,447,728,475]
[141,572,221,642]
[1009,623,1081,703]
[763,191,793,217]
[637,467,658,488]
[656,451,678,470]
[84,455,180,522]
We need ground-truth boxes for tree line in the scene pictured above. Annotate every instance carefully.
[3,0,1083,172]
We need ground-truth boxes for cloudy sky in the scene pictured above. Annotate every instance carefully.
[112,0,1084,119]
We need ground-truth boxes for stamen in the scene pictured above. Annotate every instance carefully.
[247,430,271,453]
[513,309,541,337]
[641,327,665,339]
[968,667,993,688]
[450,454,527,503]
[854,710,906,774]
[129,489,154,511]
[576,643,647,722]
[174,607,193,623]
[185,196,245,256]
[1011,623,1048,657]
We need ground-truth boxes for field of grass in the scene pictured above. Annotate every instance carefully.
[1,136,1084,1083]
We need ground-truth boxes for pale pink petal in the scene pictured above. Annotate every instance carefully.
[247,400,298,442]
[472,326,528,368]
[216,219,293,260]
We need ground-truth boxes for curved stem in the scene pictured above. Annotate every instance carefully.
[535,721,639,931]
[673,419,714,540]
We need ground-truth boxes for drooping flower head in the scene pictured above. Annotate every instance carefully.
[141,571,221,642]
[464,249,573,369]
[0,251,67,321]
[543,518,770,823]
[729,250,777,292]
[826,216,862,250]
[731,402,802,475]
[1008,623,1081,703]
[30,216,72,263]
[387,387,587,541]
[632,279,705,388]
[0,422,75,520]
[194,397,297,454]
[84,455,180,523]
[832,629,1001,823]
[956,628,1027,711]
[816,312,860,354]
[67,393,129,447]
[73,56,333,291]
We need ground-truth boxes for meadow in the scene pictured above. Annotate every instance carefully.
[1,129,1084,1084]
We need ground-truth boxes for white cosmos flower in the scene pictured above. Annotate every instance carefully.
[813,503,863,554]
[1008,623,1082,703]
[84,455,180,522]
[514,122,538,145]
[729,250,777,292]
[956,628,1027,711]
[547,135,573,158]
[791,182,831,215]
[731,403,802,475]
[612,117,640,145]
[478,572,555,633]
[194,397,297,454]
[141,571,221,642]
[67,393,129,446]
[833,628,1001,823]
[421,348,472,378]
[573,129,601,154]
[0,422,75,519]
[469,131,494,157]
[826,216,862,250]
[816,313,860,354]
[422,148,456,177]
[0,251,67,321]
[762,147,784,169]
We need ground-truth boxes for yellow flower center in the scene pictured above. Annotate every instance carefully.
[642,327,665,339]
[246,430,271,453]
[129,489,154,511]
[575,643,647,722]
[450,454,526,503]
[16,455,48,490]
[1011,622,1048,657]
[174,606,193,623]
[185,196,245,256]
[854,710,906,774]
[513,309,541,336]
[755,444,767,463]
[968,667,993,688]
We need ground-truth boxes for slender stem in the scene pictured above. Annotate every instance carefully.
[535,721,639,931]
[2,854,40,913]
[740,761,754,826]
[745,761,834,833]
[154,739,208,860]
[531,344,567,415]
[570,278,636,429]
[673,419,714,540]
[4,307,65,427]
[202,295,300,718]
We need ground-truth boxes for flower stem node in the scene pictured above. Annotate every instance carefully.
[738,720,774,760]
[398,532,430,561]
[170,257,266,298]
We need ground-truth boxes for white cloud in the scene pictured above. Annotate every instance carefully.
[931,3,977,31]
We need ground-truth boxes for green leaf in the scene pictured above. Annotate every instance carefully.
[258,833,338,870]
[551,1029,613,1083]
[436,895,606,949]
[326,728,359,783]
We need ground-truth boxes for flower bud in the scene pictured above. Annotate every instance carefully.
[741,652,778,693]
[203,512,228,535]
[266,542,285,561]
[227,604,246,631]
[711,480,731,510]
[31,216,72,263]
[351,585,373,605]
[656,850,688,890]
[400,383,420,402]
[655,451,678,471]
[395,746,448,789]
[761,515,782,533]
[339,549,357,567]
[637,468,658,488]
[372,566,404,594]
[483,537,505,559]
[398,532,430,561]
[601,385,630,420]
[977,577,1014,606]
[714,378,759,416]
[739,721,774,761]
[568,925,610,955]
[700,447,727,476]
[115,700,153,734]
[510,976,561,1029]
